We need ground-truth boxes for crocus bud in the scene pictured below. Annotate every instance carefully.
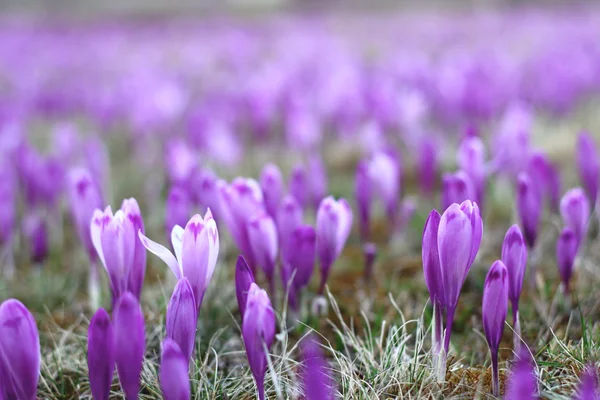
[259,164,284,220]
[0,299,40,400]
[422,210,443,306]
[441,171,474,211]
[84,137,110,195]
[235,256,256,317]
[289,164,308,210]
[242,283,276,400]
[482,260,509,396]
[417,138,437,196]
[560,188,590,245]
[194,169,222,222]
[557,228,578,294]
[277,195,303,263]
[247,213,278,293]
[282,225,317,309]
[88,308,115,400]
[23,212,48,265]
[527,151,560,211]
[517,173,542,249]
[139,210,219,310]
[301,335,335,400]
[113,293,145,400]
[505,351,538,400]
[121,198,146,301]
[307,155,328,210]
[166,278,197,363]
[165,139,197,185]
[574,365,599,400]
[355,160,371,241]
[457,137,486,210]
[219,178,265,270]
[367,151,400,224]
[165,186,192,241]
[576,132,599,206]
[159,339,190,400]
[316,196,353,294]
[68,168,103,260]
[501,225,528,323]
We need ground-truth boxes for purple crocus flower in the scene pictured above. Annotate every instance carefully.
[301,335,335,400]
[526,151,560,211]
[23,212,48,265]
[307,155,328,210]
[289,164,308,210]
[166,277,197,363]
[576,132,599,206]
[501,225,527,350]
[84,136,110,195]
[68,168,103,261]
[457,137,486,210]
[165,139,197,186]
[557,228,578,295]
[113,293,145,400]
[193,168,223,222]
[121,199,147,301]
[417,138,437,196]
[247,212,278,295]
[242,283,276,400]
[0,299,40,400]
[355,160,371,241]
[441,171,474,211]
[482,260,509,397]
[316,196,353,294]
[367,150,400,225]
[277,195,303,263]
[505,351,538,400]
[516,172,542,249]
[165,185,192,242]
[281,224,316,310]
[560,188,590,245]
[139,210,219,310]
[235,255,256,317]
[259,164,284,220]
[159,339,190,400]
[574,365,599,400]
[88,308,115,400]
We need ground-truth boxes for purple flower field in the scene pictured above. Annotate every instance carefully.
[1,5,600,399]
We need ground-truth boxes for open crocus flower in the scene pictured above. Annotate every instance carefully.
[139,210,219,310]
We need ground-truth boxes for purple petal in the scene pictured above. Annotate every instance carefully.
[301,335,335,400]
[277,195,303,263]
[287,224,317,290]
[355,160,372,241]
[138,231,181,280]
[235,255,256,317]
[501,225,528,309]
[88,308,115,400]
[166,278,197,364]
[482,261,509,352]
[422,209,443,306]
[560,188,590,245]
[505,351,538,400]
[517,173,542,248]
[259,164,284,220]
[122,198,146,300]
[556,228,578,292]
[289,164,308,210]
[574,365,599,400]
[247,213,278,282]
[159,339,191,400]
[577,132,599,206]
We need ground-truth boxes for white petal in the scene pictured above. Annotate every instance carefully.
[171,225,185,271]
[90,208,108,268]
[138,230,182,279]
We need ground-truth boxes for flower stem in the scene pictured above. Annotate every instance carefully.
[512,301,521,353]
[491,349,500,397]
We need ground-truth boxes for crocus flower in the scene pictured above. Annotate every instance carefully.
[67,168,103,260]
[576,132,599,206]
[301,335,335,400]
[526,151,560,211]
[281,224,316,310]
[355,160,371,241]
[289,164,308,210]
[501,225,527,350]
[23,212,48,265]
[247,213,278,295]
[166,278,197,363]
[242,283,276,400]
[165,139,197,186]
[84,137,110,195]
[277,195,303,263]
[574,365,599,400]
[159,339,190,400]
[482,260,509,397]
[0,299,40,400]
[307,155,328,210]
[113,293,145,400]
[259,164,284,220]
[121,199,147,301]
[517,172,542,249]
[457,137,486,210]
[139,210,219,310]
[505,351,538,400]
[235,255,256,317]
[88,308,115,400]
[557,228,578,294]
[316,196,353,294]
[193,168,222,222]
[165,185,192,241]
[367,150,400,224]
[417,138,437,196]
[441,171,474,211]
[560,188,590,245]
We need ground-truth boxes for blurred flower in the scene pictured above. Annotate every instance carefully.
[277,195,303,264]
[289,164,308,210]
[441,171,474,211]
[363,242,377,282]
[235,255,256,317]
[556,228,578,295]
[501,225,527,337]
[300,335,335,400]
[457,137,486,210]
[160,339,190,400]
[576,132,599,206]
[560,188,590,245]
[281,224,317,310]
[516,173,542,249]
[417,138,438,196]
[574,365,599,400]
[87,308,115,400]
[526,151,560,211]
[355,160,371,242]
[165,185,192,241]
[247,212,278,295]
[367,150,401,225]
[23,212,48,265]
[307,156,328,211]
[505,351,538,400]
[68,168,103,260]
[259,164,284,221]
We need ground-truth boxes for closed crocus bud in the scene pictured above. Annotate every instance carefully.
[505,351,538,400]
[517,173,542,249]
[88,308,115,400]
[316,196,353,294]
[91,206,136,304]
[422,210,443,307]
[307,156,328,210]
[457,137,486,210]
[121,198,146,301]
[355,160,371,241]
[219,178,265,270]
[23,212,48,265]
[560,188,590,245]
[113,293,145,400]
[259,164,284,220]
[482,260,509,396]
[242,283,276,400]
[165,186,192,241]
[139,210,219,310]
[289,164,308,210]
[194,169,222,222]
[501,225,528,327]
[68,168,103,260]
[576,132,599,206]
[248,213,278,295]
[0,299,40,400]
[557,228,578,294]
[418,138,437,196]
[282,225,317,310]
[527,151,561,211]
[301,335,335,400]
[574,365,599,400]
[166,278,197,363]
[235,256,256,317]
[368,150,400,224]
[277,195,303,263]
[159,339,190,400]
[441,171,474,211]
